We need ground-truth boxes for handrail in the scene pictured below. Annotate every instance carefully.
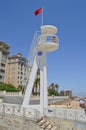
[27,31,41,65]
[37,35,59,45]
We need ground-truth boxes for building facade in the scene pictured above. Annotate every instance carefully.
[0,41,40,94]
[60,90,72,97]
[0,41,10,82]
[5,53,31,87]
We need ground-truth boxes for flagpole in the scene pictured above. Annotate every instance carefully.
[41,7,43,26]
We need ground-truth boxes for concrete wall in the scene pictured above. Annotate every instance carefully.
[48,117,86,130]
[0,91,22,96]
[0,112,86,130]
[0,115,43,130]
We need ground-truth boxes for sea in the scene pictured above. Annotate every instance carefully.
[73,92,86,98]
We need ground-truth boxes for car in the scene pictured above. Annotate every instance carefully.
[80,99,86,108]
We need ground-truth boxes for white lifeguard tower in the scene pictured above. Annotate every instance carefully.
[22,25,59,115]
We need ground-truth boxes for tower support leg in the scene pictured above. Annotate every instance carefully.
[22,57,38,108]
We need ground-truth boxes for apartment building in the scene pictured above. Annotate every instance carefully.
[0,41,10,82]
[5,53,31,87]
[60,90,72,97]
[0,41,40,93]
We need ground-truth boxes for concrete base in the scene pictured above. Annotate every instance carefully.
[48,117,86,130]
[0,115,43,130]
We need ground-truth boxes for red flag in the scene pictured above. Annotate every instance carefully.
[34,8,42,16]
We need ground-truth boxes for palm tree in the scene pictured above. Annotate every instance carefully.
[33,78,40,95]
[50,83,55,90]
[48,83,59,96]
[55,84,59,90]
[50,83,59,90]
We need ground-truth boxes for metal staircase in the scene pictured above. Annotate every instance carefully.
[22,31,41,107]
[28,31,41,64]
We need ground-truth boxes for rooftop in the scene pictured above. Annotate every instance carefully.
[0,41,10,50]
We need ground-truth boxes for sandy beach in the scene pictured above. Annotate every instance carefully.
[49,98,83,110]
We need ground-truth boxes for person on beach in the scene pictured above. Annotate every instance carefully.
[52,36,57,43]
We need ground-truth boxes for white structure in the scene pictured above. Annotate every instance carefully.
[22,25,59,115]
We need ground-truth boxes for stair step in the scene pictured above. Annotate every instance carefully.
[51,126,57,130]
[37,119,46,126]
[40,121,50,129]
[36,118,57,130]
[45,127,53,130]
[46,124,52,129]
[36,118,43,123]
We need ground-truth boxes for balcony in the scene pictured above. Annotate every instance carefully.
[37,35,59,52]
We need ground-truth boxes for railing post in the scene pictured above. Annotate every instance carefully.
[23,108,26,118]
[75,111,77,121]
[2,104,5,116]
[34,109,41,121]
[53,108,57,117]
[64,109,67,119]
[34,109,37,121]
[12,106,15,116]
[3,90,6,95]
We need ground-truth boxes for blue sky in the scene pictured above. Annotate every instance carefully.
[0,0,86,96]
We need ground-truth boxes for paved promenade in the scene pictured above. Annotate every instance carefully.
[1,95,68,104]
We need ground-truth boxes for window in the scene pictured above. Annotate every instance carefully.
[0,75,4,80]
[1,63,5,67]
[0,69,5,73]
[0,76,2,79]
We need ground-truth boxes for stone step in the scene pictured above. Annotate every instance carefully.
[36,118,57,130]
[40,121,50,129]
[51,126,57,130]
[37,119,46,126]
[45,123,53,130]
[36,118,43,123]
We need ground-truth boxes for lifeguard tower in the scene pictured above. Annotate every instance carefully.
[22,25,59,115]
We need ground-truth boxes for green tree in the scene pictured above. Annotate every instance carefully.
[55,84,59,90]
[51,83,55,90]
[0,83,21,92]
[18,85,24,94]
[33,78,40,95]
[48,83,59,96]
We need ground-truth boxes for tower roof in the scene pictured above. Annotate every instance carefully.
[41,25,58,35]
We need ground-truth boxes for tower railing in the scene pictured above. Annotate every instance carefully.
[37,35,59,45]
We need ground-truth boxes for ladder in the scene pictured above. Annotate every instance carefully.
[28,31,41,64]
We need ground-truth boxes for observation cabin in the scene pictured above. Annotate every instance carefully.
[37,25,59,52]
